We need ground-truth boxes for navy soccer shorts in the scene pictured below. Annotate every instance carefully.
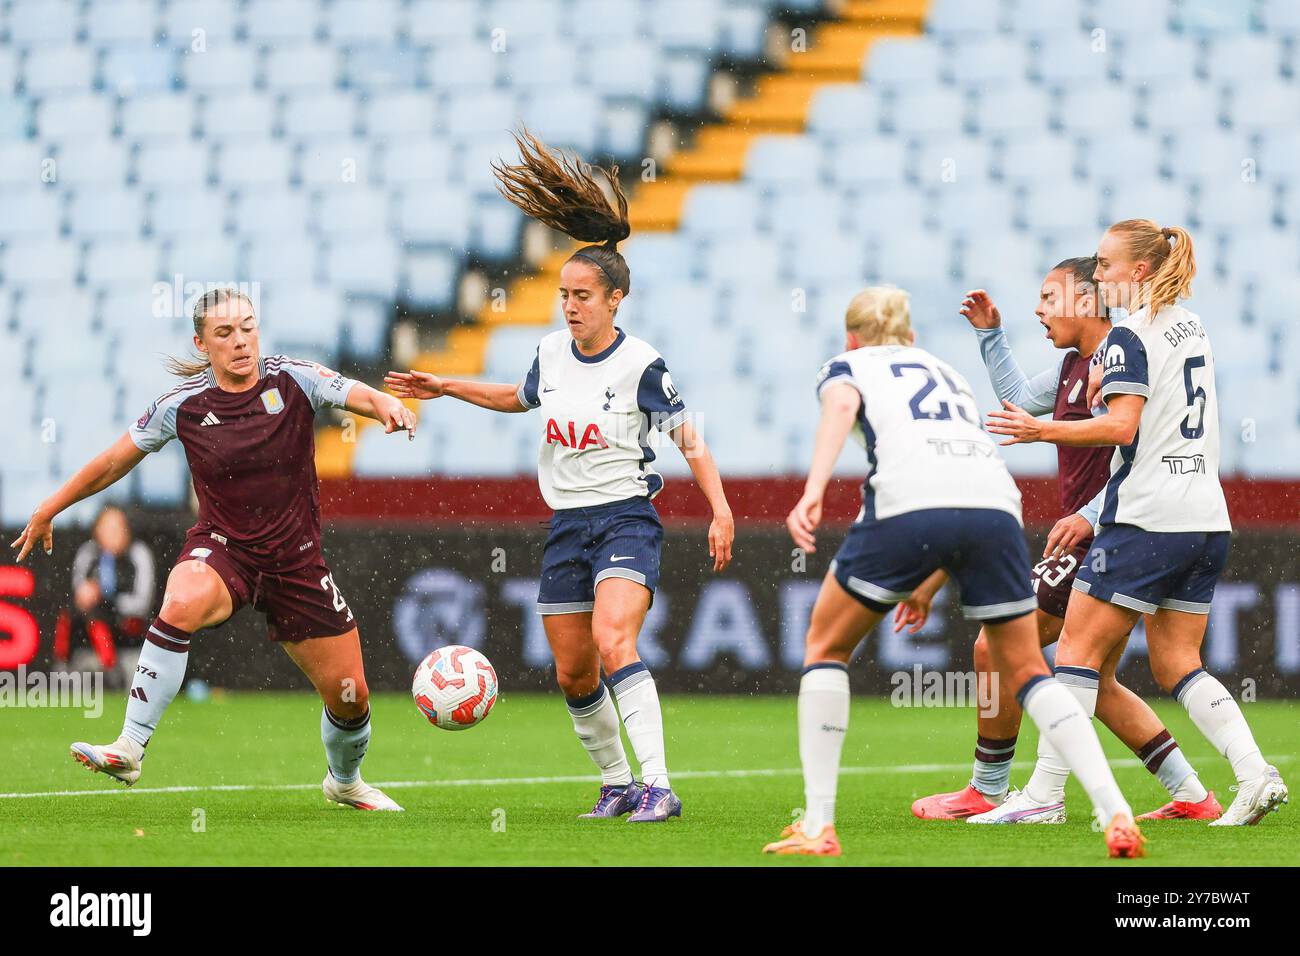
[537,496,663,614]
[831,507,1037,622]
[1073,523,1230,615]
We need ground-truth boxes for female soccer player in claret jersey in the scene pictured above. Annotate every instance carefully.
[988,220,1288,828]
[762,286,1145,859]
[11,288,419,811]
[387,130,735,823]
[906,258,1219,825]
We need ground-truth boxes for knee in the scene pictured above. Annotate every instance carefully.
[160,567,224,632]
[1148,657,1195,695]
[555,664,599,700]
[591,618,638,672]
[973,632,991,673]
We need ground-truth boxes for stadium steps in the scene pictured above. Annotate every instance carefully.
[316,0,929,474]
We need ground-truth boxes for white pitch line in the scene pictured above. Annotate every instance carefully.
[0,755,1240,800]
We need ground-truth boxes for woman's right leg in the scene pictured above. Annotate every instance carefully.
[982,609,1140,841]
[794,572,886,839]
[72,559,233,784]
[543,611,636,799]
[121,560,233,746]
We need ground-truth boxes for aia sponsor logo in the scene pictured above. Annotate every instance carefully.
[545,418,608,450]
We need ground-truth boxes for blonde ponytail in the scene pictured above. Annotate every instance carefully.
[845,285,912,346]
[1107,219,1196,320]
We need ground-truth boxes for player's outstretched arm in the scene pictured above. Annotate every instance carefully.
[964,290,1059,416]
[9,433,147,562]
[384,370,527,413]
[668,419,733,572]
[788,382,861,553]
[985,395,1142,447]
[344,382,418,439]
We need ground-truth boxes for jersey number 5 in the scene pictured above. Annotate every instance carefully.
[890,362,977,424]
[1181,356,1207,440]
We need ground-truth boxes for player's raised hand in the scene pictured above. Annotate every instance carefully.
[786,492,823,553]
[707,510,734,572]
[1044,512,1093,559]
[985,400,1043,445]
[959,290,1001,329]
[384,369,444,400]
[10,509,53,562]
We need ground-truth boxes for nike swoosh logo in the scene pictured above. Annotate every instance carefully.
[542,387,556,393]
[610,555,635,562]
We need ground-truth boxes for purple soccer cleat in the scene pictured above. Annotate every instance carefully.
[627,785,682,823]
[579,781,645,819]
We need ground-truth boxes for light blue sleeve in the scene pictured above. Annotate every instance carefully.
[974,327,1062,417]
[1077,486,1104,528]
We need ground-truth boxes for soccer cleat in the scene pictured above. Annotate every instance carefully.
[1137,791,1222,821]
[626,785,682,823]
[966,788,1066,824]
[70,736,144,786]
[1208,766,1289,827]
[321,770,404,811]
[578,781,644,819]
[912,784,1003,820]
[762,820,842,856]
[1105,814,1147,858]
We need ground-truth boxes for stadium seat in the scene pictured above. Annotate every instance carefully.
[865,38,944,89]
[927,0,1004,37]
[1000,136,1078,184]
[973,87,1052,137]
[163,1,238,46]
[121,94,196,141]
[102,45,177,97]
[180,46,259,94]
[948,37,1029,90]
[282,91,360,141]
[825,134,907,188]
[806,85,882,136]
[1029,35,1113,86]
[265,44,342,92]
[22,45,96,96]
[246,0,322,43]
[53,140,129,189]
[69,190,146,240]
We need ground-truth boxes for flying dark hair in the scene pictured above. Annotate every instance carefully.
[491,127,631,296]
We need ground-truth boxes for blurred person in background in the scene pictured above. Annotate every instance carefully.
[55,505,156,689]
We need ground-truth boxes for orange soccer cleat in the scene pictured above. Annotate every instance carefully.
[911,784,1001,820]
[1104,814,1148,858]
[1137,791,1222,821]
[762,820,842,857]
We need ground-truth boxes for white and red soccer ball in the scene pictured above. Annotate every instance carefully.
[411,645,499,731]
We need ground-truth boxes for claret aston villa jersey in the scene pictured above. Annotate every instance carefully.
[130,356,358,571]
[518,328,688,511]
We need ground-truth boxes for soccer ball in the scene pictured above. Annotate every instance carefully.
[411,645,499,731]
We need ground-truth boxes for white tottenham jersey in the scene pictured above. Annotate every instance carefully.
[518,328,688,510]
[1095,303,1231,532]
[817,345,1023,522]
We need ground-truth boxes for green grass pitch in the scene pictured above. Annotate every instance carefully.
[1,692,1294,866]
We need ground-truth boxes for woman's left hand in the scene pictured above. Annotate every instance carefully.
[708,511,734,572]
[985,400,1044,445]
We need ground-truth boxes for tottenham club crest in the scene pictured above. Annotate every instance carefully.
[260,387,285,414]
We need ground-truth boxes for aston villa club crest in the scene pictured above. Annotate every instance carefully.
[261,388,285,414]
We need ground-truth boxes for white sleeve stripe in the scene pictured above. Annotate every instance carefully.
[1099,382,1151,398]
[657,409,689,432]
[817,374,859,396]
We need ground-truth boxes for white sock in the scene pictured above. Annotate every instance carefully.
[1020,676,1131,824]
[1175,669,1268,783]
[799,663,850,837]
[322,706,371,784]
[1136,730,1208,802]
[121,619,191,746]
[970,735,1016,799]
[610,663,670,790]
[565,684,633,787]
[1025,666,1099,805]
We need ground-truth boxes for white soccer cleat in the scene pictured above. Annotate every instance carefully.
[1208,766,1288,827]
[966,787,1067,824]
[322,771,404,811]
[70,736,144,786]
